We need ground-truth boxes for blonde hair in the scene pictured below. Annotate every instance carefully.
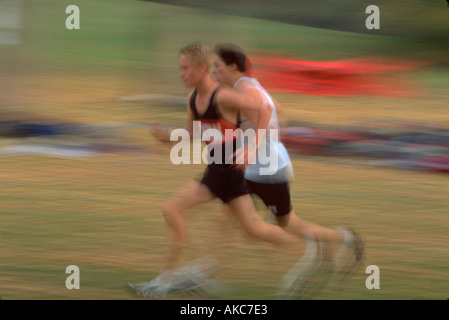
[179,41,210,72]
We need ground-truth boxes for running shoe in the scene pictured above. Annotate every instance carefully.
[333,226,365,290]
[127,256,225,299]
[128,274,172,299]
[276,236,333,300]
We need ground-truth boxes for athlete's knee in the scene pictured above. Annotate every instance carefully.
[161,199,182,220]
[162,200,185,237]
[161,200,172,216]
[276,213,291,228]
[244,226,259,238]
[243,221,268,239]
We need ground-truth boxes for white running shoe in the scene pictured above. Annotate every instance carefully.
[128,274,172,299]
[128,256,225,299]
[277,237,332,300]
[172,266,224,297]
[333,226,365,290]
[171,257,226,298]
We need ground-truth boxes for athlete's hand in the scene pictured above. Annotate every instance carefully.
[149,122,171,143]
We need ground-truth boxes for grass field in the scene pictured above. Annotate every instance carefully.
[1,0,448,300]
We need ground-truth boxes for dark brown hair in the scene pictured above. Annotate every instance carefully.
[213,43,248,73]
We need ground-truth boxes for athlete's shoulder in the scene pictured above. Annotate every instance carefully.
[187,89,197,100]
[236,80,264,99]
[186,89,197,107]
[234,79,253,91]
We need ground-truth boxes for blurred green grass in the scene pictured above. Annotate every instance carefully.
[19,0,442,73]
[1,0,448,300]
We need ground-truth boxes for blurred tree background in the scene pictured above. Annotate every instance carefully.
[142,0,449,65]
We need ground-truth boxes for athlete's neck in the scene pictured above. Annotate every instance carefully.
[229,73,247,90]
[195,76,217,96]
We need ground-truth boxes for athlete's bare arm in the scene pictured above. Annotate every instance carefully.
[216,85,272,169]
[149,91,194,144]
[229,81,272,137]
[215,88,264,113]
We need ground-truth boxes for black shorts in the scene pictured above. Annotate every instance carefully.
[200,163,250,203]
[247,180,292,217]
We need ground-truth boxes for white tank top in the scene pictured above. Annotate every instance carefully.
[232,77,294,184]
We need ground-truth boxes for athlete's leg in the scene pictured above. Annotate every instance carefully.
[277,211,343,244]
[226,195,333,299]
[247,181,345,249]
[193,204,236,277]
[226,194,303,250]
[276,209,364,291]
[161,179,215,272]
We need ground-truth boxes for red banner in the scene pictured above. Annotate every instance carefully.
[248,55,429,97]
